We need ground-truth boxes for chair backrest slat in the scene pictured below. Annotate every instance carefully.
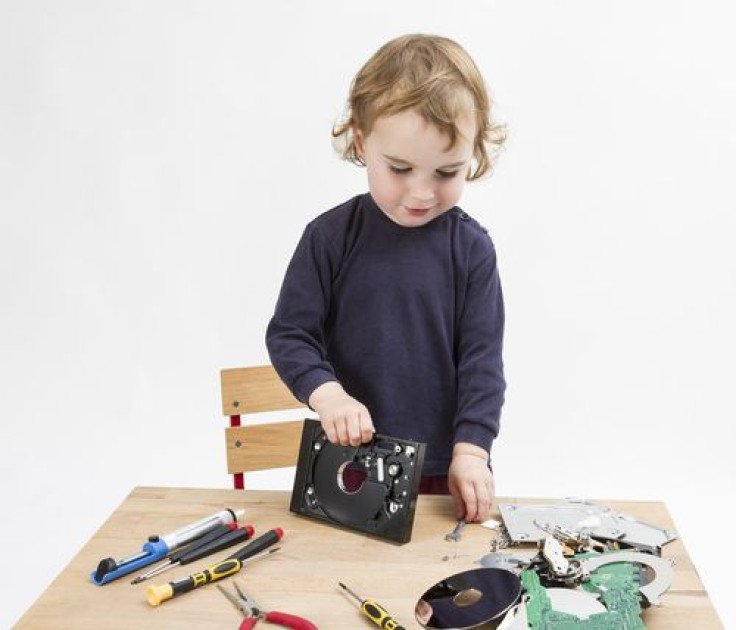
[225,421,304,473]
[220,365,307,481]
[221,366,303,414]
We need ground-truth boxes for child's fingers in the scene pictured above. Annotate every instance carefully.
[475,468,495,521]
[319,400,373,446]
[321,415,353,445]
[359,410,375,444]
[463,485,479,522]
[347,414,364,446]
[448,477,468,521]
[448,454,495,522]
[334,416,350,445]
[453,496,466,521]
[465,477,493,522]
[454,479,492,523]
[321,418,339,444]
[344,406,373,446]
[475,482,492,522]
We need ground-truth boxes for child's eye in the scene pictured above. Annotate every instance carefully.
[389,165,412,175]
[436,170,459,179]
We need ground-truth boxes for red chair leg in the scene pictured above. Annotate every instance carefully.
[230,414,244,490]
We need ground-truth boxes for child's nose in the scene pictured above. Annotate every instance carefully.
[409,181,435,205]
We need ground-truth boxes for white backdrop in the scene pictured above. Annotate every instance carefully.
[1,1,734,626]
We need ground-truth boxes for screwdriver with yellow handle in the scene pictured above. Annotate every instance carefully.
[339,582,406,630]
[146,527,283,606]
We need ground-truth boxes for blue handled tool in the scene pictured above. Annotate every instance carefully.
[90,507,244,585]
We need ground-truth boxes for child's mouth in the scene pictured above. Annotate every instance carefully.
[406,206,431,216]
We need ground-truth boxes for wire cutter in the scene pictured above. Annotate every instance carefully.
[217,581,318,630]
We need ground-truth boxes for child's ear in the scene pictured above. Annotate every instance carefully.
[353,128,366,159]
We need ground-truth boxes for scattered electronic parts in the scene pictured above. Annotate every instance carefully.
[477,552,532,574]
[490,522,514,551]
[578,551,675,607]
[489,532,676,627]
[498,499,677,550]
[518,567,646,629]
[535,521,607,553]
[290,419,426,543]
[425,499,680,628]
[536,536,587,586]
[415,567,522,629]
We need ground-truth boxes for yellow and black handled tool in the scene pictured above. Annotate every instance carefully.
[147,555,243,606]
[339,582,406,630]
[146,527,283,606]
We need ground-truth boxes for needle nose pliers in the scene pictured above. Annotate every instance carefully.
[217,581,318,630]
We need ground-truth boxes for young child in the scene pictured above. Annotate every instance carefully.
[266,34,506,523]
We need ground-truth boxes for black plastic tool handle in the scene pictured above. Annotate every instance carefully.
[226,527,283,562]
[179,525,254,565]
[169,523,235,563]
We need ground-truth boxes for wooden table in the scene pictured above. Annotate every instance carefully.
[16,486,723,629]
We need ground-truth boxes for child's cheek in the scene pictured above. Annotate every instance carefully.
[443,177,466,206]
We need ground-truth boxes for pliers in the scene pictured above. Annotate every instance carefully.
[217,581,318,630]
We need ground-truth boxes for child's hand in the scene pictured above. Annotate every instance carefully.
[308,381,375,446]
[448,442,495,523]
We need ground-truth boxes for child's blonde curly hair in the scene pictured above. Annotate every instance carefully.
[333,34,506,181]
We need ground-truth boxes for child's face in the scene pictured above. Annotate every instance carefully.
[356,109,475,228]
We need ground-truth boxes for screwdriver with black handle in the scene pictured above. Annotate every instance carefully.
[339,582,406,630]
[131,523,255,584]
[146,527,284,606]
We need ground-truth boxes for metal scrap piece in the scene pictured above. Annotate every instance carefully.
[532,536,587,587]
[477,552,532,573]
[498,500,677,549]
[535,520,608,553]
[542,536,571,575]
[491,521,515,551]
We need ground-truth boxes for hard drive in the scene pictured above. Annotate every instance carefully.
[289,418,426,543]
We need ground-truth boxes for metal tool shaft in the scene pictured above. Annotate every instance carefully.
[339,582,363,604]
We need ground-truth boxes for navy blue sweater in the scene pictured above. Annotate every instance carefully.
[266,193,505,474]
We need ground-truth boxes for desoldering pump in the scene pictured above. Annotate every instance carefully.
[91,507,244,585]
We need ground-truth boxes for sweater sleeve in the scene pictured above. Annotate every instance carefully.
[265,223,339,404]
[452,246,506,454]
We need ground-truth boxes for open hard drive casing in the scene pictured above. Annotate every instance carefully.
[290,418,426,543]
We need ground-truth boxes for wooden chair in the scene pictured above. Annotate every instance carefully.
[220,365,307,489]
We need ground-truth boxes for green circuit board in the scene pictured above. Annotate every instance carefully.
[521,556,646,630]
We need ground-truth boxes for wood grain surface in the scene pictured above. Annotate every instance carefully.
[220,366,303,415]
[15,487,724,629]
